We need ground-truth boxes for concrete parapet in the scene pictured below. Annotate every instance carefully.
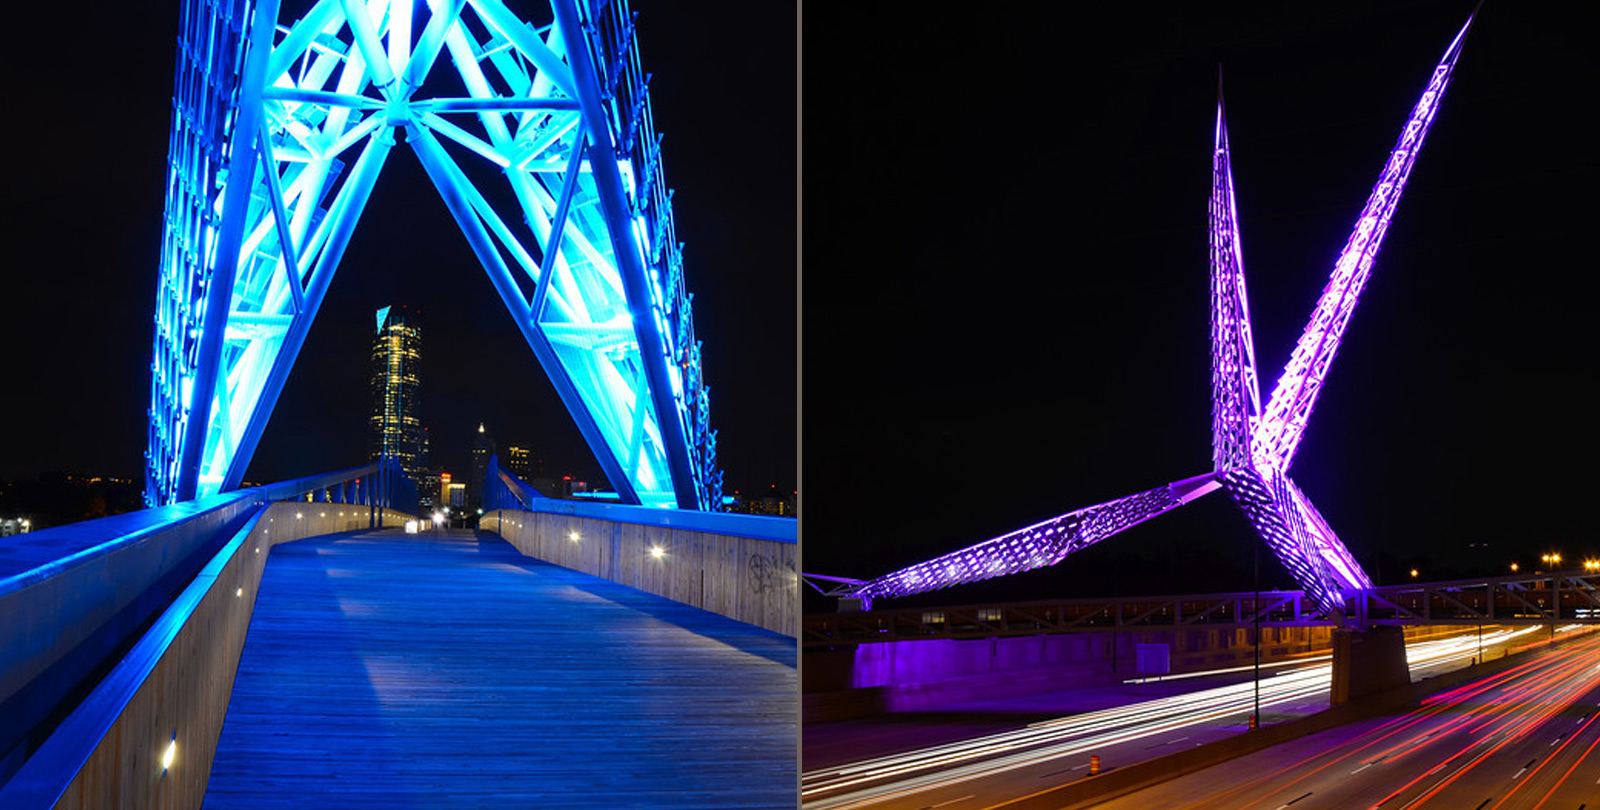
[0,504,410,809]
[483,503,797,637]
[0,492,260,780]
[804,625,1334,723]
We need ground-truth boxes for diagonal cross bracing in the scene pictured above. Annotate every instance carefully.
[147,0,723,511]
[853,474,1222,601]
[836,13,1474,613]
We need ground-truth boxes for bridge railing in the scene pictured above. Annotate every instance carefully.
[482,498,796,636]
[0,462,415,804]
[1352,571,1600,625]
[804,571,1600,648]
[804,590,1326,647]
[481,454,541,512]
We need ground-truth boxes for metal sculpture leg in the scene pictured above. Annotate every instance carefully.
[146,0,723,511]
[829,13,1474,609]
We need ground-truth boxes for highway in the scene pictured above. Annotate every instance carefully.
[801,627,1591,809]
[1100,629,1600,809]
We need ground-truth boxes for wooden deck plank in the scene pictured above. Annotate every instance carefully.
[202,529,795,809]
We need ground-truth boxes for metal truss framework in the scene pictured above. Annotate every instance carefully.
[805,571,1600,648]
[147,0,723,511]
[831,14,1475,614]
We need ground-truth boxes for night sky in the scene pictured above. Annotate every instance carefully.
[1,3,796,499]
[803,2,1599,603]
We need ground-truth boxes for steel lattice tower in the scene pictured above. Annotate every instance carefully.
[145,0,723,511]
[833,13,1475,614]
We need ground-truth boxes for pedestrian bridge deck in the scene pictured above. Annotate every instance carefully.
[202,528,795,809]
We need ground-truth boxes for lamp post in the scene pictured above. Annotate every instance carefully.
[1253,540,1260,730]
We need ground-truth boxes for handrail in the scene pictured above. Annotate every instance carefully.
[499,496,796,543]
[0,461,411,792]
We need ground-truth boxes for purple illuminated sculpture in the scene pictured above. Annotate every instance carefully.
[837,15,1474,614]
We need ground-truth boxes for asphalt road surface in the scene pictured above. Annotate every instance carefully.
[1100,629,1600,810]
[802,627,1596,809]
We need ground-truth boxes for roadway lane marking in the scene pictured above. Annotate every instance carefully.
[1510,757,1536,780]
[1143,736,1190,750]
[924,795,974,808]
[1351,763,1373,774]
[1037,764,1085,778]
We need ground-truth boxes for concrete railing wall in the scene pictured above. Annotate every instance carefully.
[0,504,410,810]
[804,625,1335,722]
[803,623,1513,723]
[0,492,261,779]
[483,501,797,637]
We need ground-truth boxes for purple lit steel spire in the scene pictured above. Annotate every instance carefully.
[833,14,1474,612]
[1209,83,1261,475]
[1253,15,1474,471]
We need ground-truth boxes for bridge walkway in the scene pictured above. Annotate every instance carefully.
[202,528,795,809]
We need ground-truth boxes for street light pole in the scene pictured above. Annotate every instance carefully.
[1253,540,1260,730]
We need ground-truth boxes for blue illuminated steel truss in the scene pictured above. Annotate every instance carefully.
[832,14,1474,614]
[146,0,722,511]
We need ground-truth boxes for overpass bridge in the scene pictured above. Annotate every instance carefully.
[804,570,1600,647]
[804,570,1600,725]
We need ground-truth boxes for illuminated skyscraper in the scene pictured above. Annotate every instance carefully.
[505,444,534,480]
[368,306,427,477]
[469,423,495,510]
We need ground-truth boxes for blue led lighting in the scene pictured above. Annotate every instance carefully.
[146,0,723,511]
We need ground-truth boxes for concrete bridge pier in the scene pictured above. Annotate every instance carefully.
[1331,625,1409,705]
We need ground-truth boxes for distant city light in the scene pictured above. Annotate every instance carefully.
[649,546,665,558]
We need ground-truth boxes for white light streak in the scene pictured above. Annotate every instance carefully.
[801,630,1545,808]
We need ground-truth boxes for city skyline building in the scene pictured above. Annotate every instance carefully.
[505,444,534,481]
[469,423,494,511]
[368,306,428,478]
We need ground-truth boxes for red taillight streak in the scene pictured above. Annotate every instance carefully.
[1377,649,1600,808]
[1495,710,1600,810]
[1204,635,1600,810]
[1527,715,1600,810]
